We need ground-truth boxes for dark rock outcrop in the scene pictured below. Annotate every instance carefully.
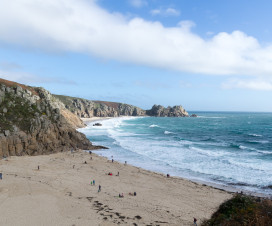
[146,105,189,117]
[0,78,104,158]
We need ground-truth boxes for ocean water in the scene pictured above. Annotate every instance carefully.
[78,112,272,195]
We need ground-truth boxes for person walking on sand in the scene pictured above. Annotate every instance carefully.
[193,217,197,226]
[98,185,101,192]
[38,165,40,170]
[93,180,95,186]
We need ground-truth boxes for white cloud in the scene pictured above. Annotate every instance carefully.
[0,0,272,89]
[150,7,180,16]
[222,78,272,91]
[129,0,147,8]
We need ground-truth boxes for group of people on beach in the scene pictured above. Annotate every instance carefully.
[90,179,102,192]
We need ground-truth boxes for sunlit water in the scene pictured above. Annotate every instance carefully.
[79,112,272,195]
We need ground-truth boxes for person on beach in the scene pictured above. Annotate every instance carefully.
[117,172,119,176]
[125,161,127,165]
[93,180,95,185]
[0,173,2,180]
[73,165,75,169]
[112,159,114,163]
[98,185,101,192]
[38,165,40,170]
[84,161,87,164]
[167,173,170,178]
[91,181,93,185]
[193,217,197,226]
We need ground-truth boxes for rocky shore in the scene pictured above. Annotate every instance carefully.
[0,79,104,158]
[0,78,189,158]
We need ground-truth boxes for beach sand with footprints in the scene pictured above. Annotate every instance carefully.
[0,150,232,226]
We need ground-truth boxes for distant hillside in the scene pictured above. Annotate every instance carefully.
[54,95,189,118]
[54,94,146,117]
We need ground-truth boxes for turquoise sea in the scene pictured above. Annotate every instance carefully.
[79,112,272,195]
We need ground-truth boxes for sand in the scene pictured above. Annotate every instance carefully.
[0,150,233,226]
[80,117,113,124]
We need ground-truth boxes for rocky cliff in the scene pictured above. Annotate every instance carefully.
[0,79,103,158]
[146,105,189,117]
[54,95,146,117]
[54,95,189,118]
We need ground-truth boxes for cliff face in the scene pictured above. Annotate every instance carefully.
[54,95,146,117]
[0,78,190,157]
[0,79,102,158]
[54,95,189,118]
[146,105,189,117]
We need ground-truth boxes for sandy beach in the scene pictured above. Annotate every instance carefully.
[0,150,233,226]
[81,117,113,124]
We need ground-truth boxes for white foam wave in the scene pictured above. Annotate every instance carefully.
[149,124,159,128]
[197,116,226,119]
[189,146,226,157]
[257,150,272,155]
[249,134,262,137]
[164,131,174,134]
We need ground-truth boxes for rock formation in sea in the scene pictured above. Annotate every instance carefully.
[0,79,104,158]
[146,105,189,117]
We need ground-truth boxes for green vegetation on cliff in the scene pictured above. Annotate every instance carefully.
[0,78,101,158]
[0,92,41,133]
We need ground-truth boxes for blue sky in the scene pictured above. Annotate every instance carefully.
[0,0,272,111]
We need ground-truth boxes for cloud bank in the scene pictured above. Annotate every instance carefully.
[0,0,272,89]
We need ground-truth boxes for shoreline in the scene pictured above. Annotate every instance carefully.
[94,151,271,199]
[80,117,113,124]
[80,116,271,199]
[0,150,232,225]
